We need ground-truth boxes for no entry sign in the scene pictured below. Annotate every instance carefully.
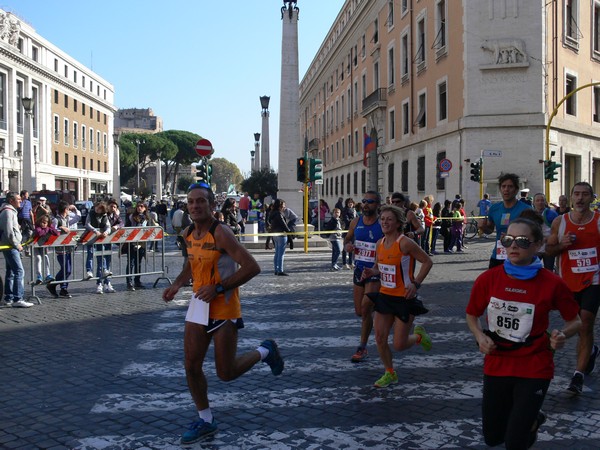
[195,139,214,157]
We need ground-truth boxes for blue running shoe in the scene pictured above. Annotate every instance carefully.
[180,418,217,445]
[260,339,284,375]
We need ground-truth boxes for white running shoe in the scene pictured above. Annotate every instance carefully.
[102,269,113,277]
[104,282,115,293]
[96,284,103,294]
[85,271,94,280]
[12,300,34,308]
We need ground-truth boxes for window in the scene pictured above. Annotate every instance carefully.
[73,70,77,83]
[389,109,396,141]
[361,34,366,58]
[90,106,93,119]
[353,171,358,195]
[103,133,107,153]
[97,160,100,172]
[64,94,68,108]
[434,0,447,58]
[54,89,58,104]
[438,80,448,122]
[361,169,366,193]
[416,16,426,68]
[83,157,86,169]
[373,18,379,44]
[55,151,59,165]
[594,1,600,56]
[16,80,23,134]
[402,0,408,15]
[594,86,600,123]
[362,73,367,99]
[416,92,426,128]
[65,153,69,167]
[564,0,580,48]
[335,176,339,196]
[64,65,68,78]
[402,100,410,135]
[347,173,351,195]
[373,61,380,90]
[401,160,409,192]
[342,137,345,159]
[90,128,94,151]
[565,73,577,115]
[82,125,86,149]
[401,31,409,80]
[104,161,107,173]
[354,130,359,155]
[17,38,23,53]
[97,131,101,152]
[74,155,78,168]
[387,1,395,29]
[436,151,446,190]
[388,163,395,193]
[73,123,78,147]
[53,116,59,142]
[54,58,58,72]
[74,99,78,113]
[417,156,425,192]
[388,46,395,86]
[64,119,69,144]
[353,81,358,112]
[90,158,93,170]
[32,46,38,62]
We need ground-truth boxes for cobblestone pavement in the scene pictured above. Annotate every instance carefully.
[1,237,600,449]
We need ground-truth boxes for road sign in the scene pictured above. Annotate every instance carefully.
[482,150,502,157]
[195,139,214,157]
[439,158,452,172]
[439,171,449,179]
[315,179,324,185]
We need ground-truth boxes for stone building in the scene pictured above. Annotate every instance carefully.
[300,0,600,209]
[0,9,116,200]
[114,108,163,134]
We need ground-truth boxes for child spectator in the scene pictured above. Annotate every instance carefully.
[33,214,59,285]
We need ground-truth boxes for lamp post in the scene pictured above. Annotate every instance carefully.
[14,147,22,192]
[260,95,270,169]
[135,138,144,197]
[253,132,260,171]
[250,149,255,171]
[21,96,35,190]
[113,132,121,202]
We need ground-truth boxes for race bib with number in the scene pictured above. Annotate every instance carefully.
[487,297,535,343]
[355,240,377,263]
[378,263,396,288]
[568,248,599,273]
[495,240,507,260]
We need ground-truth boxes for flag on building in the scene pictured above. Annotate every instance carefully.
[363,132,376,166]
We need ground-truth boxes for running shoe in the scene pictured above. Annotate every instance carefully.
[34,276,43,285]
[96,284,103,294]
[59,289,72,298]
[44,275,55,283]
[374,371,398,388]
[46,283,58,298]
[526,410,547,449]
[260,339,284,375]
[85,271,94,280]
[414,325,432,351]
[567,372,584,394]
[180,418,217,444]
[351,347,368,362]
[585,344,599,375]
[12,300,34,308]
[104,282,116,293]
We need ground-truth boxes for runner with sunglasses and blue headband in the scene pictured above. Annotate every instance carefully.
[162,182,284,445]
[344,190,384,362]
[467,217,581,449]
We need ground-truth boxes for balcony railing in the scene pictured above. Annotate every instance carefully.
[361,88,387,117]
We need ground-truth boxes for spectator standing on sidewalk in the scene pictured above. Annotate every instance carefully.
[341,198,357,269]
[17,190,33,255]
[32,214,59,285]
[546,181,600,395]
[0,192,32,307]
[325,208,343,270]
[84,201,111,287]
[466,217,581,449]
[125,202,149,291]
[362,205,433,388]
[99,199,124,294]
[162,182,283,445]
[269,199,291,276]
[49,201,80,298]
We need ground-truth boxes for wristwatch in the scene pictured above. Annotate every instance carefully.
[215,283,225,295]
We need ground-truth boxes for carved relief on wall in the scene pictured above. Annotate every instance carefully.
[480,38,529,69]
[0,13,21,47]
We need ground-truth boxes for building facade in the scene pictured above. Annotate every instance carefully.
[300,0,600,209]
[0,9,116,200]
[114,108,163,134]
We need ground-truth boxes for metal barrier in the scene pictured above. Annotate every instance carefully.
[26,226,171,304]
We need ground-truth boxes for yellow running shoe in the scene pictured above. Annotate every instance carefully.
[414,325,432,351]
[374,371,398,388]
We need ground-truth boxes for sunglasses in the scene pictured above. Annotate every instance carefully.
[391,199,403,204]
[187,182,211,192]
[500,235,533,249]
[362,198,377,204]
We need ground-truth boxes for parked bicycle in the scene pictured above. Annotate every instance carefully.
[463,210,480,241]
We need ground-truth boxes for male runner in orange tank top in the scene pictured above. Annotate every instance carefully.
[547,181,600,394]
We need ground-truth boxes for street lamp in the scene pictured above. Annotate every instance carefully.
[253,132,260,172]
[250,149,255,170]
[113,132,121,201]
[0,139,4,193]
[14,147,22,192]
[21,97,35,190]
[135,138,145,196]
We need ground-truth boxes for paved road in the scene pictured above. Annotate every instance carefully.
[1,238,600,449]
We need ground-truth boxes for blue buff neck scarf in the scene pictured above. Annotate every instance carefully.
[503,257,543,280]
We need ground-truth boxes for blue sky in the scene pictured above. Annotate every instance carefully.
[4,0,345,174]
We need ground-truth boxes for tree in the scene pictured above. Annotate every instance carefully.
[210,158,243,194]
[177,175,195,193]
[240,168,278,200]
[157,130,202,193]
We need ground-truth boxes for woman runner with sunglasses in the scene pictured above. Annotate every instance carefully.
[466,218,581,449]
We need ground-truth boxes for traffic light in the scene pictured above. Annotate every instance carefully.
[470,158,482,182]
[297,157,307,183]
[207,163,213,184]
[544,160,562,182]
[196,160,208,182]
[310,158,323,182]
